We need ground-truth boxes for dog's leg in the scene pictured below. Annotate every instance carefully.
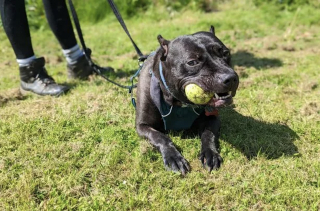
[196,116,223,171]
[136,124,190,175]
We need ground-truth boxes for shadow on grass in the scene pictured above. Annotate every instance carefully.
[86,68,140,87]
[113,68,141,79]
[219,108,299,159]
[232,50,283,69]
[88,69,140,88]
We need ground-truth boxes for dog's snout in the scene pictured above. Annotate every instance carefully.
[221,73,238,88]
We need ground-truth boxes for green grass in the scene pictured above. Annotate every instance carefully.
[1,0,320,210]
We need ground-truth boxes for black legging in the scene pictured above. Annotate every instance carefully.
[0,0,77,59]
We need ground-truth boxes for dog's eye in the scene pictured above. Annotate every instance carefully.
[223,50,230,57]
[214,47,226,58]
[187,60,199,66]
[218,48,224,57]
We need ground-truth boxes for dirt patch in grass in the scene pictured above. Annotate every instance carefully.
[0,88,25,107]
[301,102,320,117]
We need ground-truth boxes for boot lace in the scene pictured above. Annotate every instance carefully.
[35,69,55,85]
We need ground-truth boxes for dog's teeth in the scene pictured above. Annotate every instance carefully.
[228,91,232,96]
[214,93,220,99]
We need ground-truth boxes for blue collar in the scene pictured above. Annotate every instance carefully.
[158,61,187,105]
[159,61,170,92]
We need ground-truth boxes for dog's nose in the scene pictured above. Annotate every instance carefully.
[221,73,238,89]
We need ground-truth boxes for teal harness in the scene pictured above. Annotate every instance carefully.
[150,72,205,131]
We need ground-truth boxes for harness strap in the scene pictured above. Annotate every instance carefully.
[130,52,156,108]
[159,62,170,91]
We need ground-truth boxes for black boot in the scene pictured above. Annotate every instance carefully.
[67,51,114,80]
[20,57,70,96]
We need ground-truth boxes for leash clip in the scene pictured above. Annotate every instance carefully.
[138,55,149,63]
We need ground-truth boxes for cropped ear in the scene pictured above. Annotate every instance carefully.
[157,35,169,61]
[210,25,215,35]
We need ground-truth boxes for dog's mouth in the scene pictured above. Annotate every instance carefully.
[182,80,237,107]
[208,91,233,107]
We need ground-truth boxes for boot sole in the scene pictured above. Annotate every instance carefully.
[20,86,69,97]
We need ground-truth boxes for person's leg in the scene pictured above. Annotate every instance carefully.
[0,0,34,60]
[42,0,83,64]
[0,0,69,96]
[42,0,113,79]
[42,0,77,49]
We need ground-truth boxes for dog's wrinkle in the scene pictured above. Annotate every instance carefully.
[196,75,218,91]
[209,57,230,70]
[171,38,206,58]
[201,79,216,91]
[179,76,198,88]
[202,54,232,75]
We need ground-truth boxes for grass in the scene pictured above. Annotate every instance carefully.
[0,0,320,210]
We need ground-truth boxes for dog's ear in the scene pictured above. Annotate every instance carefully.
[210,25,215,35]
[157,35,169,61]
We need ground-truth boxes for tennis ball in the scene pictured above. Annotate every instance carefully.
[185,84,214,105]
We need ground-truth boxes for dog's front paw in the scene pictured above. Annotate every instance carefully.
[161,146,190,175]
[200,149,223,172]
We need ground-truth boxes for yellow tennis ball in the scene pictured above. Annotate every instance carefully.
[185,84,214,105]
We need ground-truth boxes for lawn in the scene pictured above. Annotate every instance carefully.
[0,0,319,210]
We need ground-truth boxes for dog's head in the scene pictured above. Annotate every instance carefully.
[157,26,239,107]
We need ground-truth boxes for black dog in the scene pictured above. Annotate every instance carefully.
[135,26,239,174]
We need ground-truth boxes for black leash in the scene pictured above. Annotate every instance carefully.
[106,0,148,62]
[67,0,147,92]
